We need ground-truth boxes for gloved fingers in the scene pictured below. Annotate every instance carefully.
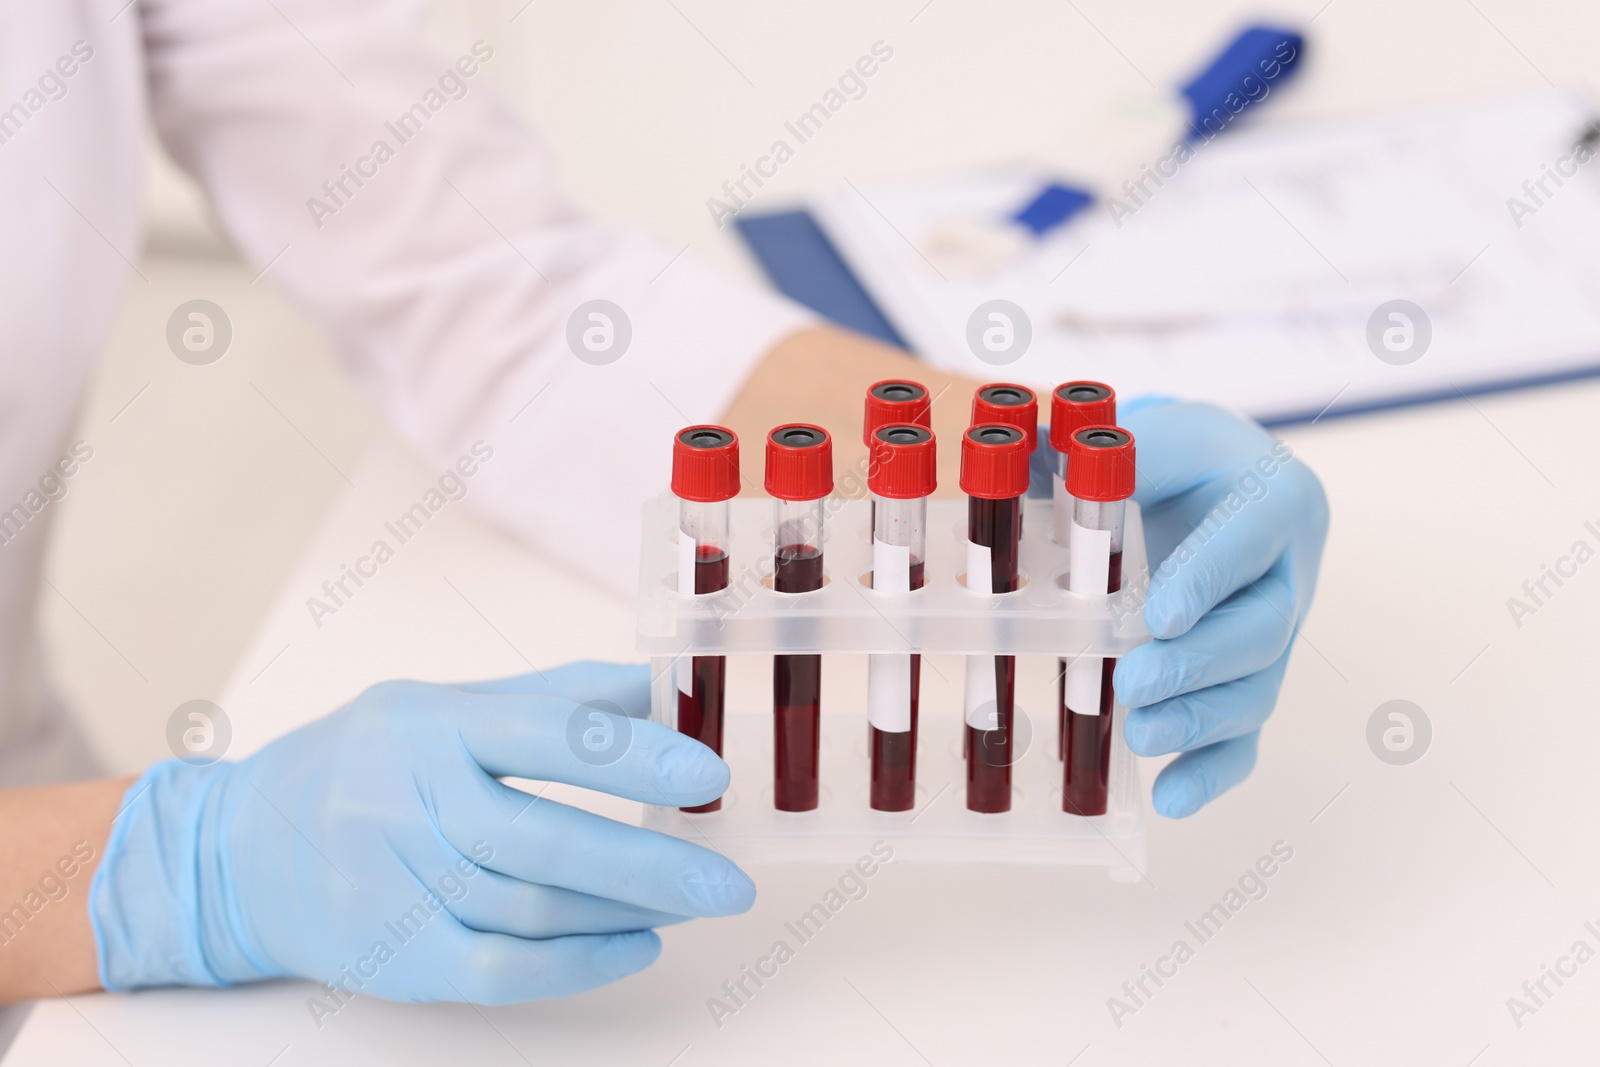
[1114,565,1295,707]
[1121,401,1284,507]
[1141,481,1304,640]
[1149,731,1260,819]
[1283,482,1333,605]
[447,867,692,939]
[437,926,663,1004]
[455,660,651,718]
[454,696,727,805]
[441,786,756,918]
[1123,645,1292,757]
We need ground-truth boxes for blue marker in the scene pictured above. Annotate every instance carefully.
[1014,24,1306,237]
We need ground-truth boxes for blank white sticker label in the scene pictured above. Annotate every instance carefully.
[677,530,696,596]
[1053,473,1071,545]
[966,540,993,595]
[1064,656,1103,715]
[676,654,693,697]
[868,653,913,731]
[1069,521,1112,596]
[965,655,999,728]
[873,539,912,593]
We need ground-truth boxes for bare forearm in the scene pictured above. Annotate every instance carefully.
[720,326,985,497]
[0,777,132,1001]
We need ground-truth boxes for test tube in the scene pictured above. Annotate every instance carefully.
[671,425,740,814]
[1061,425,1136,817]
[863,380,932,445]
[960,424,1030,814]
[1048,382,1116,759]
[866,424,936,811]
[765,424,833,812]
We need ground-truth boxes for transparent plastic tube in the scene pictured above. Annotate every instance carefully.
[1063,496,1125,816]
[773,497,825,811]
[868,493,926,811]
[1056,450,1070,760]
[677,496,730,813]
[1048,382,1117,759]
[965,494,1022,813]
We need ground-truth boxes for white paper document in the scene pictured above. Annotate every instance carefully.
[811,90,1600,423]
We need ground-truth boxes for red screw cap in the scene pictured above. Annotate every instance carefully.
[1066,426,1136,502]
[765,424,833,501]
[868,424,937,499]
[863,380,932,445]
[959,424,1030,499]
[1049,381,1116,454]
[971,383,1039,453]
[672,425,740,502]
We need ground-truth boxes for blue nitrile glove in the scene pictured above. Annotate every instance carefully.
[1112,399,1329,818]
[90,661,753,1003]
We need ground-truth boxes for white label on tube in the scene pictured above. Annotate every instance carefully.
[1064,656,1103,716]
[1069,520,1112,596]
[868,653,913,732]
[966,539,993,595]
[677,529,696,596]
[676,653,693,697]
[1053,473,1070,546]
[873,539,912,593]
[965,654,999,728]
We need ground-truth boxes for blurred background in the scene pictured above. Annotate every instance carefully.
[45,0,1600,769]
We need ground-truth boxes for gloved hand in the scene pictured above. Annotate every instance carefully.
[1112,399,1330,818]
[90,661,753,1004]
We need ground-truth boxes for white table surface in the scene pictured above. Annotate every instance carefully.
[13,0,1600,1062]
[10,373,1600,1067]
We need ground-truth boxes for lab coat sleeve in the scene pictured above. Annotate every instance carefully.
[138,0,813,594]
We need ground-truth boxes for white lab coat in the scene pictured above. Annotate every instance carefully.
[0,0,809,784]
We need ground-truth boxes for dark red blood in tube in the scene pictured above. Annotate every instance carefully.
[869,559,924,811]
[1058,550,1124,758]
[765,424,832,813]
[966,656,1018,814]
[680,546,729,813]
[1062,550,1122,816]
[966,495,1021,814]
[774,545,823,591]
[690,545,729,594]
[773,544,823,811]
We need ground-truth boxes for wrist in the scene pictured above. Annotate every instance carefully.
[88,760,270,991]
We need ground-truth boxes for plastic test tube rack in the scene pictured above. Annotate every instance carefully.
[636,494,1152,880]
